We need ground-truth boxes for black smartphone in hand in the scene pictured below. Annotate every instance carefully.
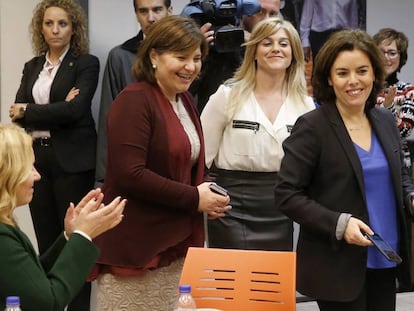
[209,182,228,196]
[365,232,402,264]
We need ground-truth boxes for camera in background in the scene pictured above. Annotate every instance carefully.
[181,0,261,53]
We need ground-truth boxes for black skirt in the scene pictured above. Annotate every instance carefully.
[208,169,293,251]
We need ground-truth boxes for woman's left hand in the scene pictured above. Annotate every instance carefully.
[65,87,80,102]
[343,216,373,246]
[197,182,232,219]
[9,103,28,121]
[383,85,397,108]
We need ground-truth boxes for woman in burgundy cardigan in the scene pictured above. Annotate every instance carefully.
[91,16,231,310]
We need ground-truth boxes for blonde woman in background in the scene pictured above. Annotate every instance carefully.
[201,17,315,250]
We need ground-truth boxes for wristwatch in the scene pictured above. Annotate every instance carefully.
[19,105,27,118]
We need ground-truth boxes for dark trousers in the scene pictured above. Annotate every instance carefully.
[31,143,95,311]
[317,268,397,311]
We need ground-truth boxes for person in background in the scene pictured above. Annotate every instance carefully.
[189,0,281,112]
[374,28,414,173]
[201,17,314,250]
[0,123,126,311]
[274,29,414,311]
[279,0,302,29]
[90,16,231,310]
[241,0,282,40]
[8,0,99,309]
[95,0,172,183]
[299,0,362,63]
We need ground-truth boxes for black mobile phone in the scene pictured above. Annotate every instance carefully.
[209,182,228,196]
[365,232,402,264]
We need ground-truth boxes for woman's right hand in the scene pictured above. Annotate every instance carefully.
[197,182,231,219]
[65,189,126,240]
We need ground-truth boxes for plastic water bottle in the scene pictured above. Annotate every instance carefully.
[174,284,196,310]
[4,296,22,311]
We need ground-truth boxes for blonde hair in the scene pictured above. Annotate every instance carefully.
[30,0,89,56]
[225,17,307,121]
[0,124,33,226]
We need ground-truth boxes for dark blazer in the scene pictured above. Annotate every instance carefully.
[14,51,99,173]
[274,103,414,301]
[93,82,207,272]
[0,222,99,311]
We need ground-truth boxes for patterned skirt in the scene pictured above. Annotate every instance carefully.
[96,258,184,311]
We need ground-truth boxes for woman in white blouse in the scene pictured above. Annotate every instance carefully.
[201,17,315,250]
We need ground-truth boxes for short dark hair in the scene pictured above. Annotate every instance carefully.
[132,15,208,85]
[373,28,408,73]
[133,0,171,12]
[312,29,385,111]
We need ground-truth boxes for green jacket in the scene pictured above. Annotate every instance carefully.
[0,222,99,311]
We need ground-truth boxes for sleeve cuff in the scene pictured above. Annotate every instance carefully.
[336,213,352,240]
[73,230,92,242]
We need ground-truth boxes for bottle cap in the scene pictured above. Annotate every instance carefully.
[179,284,192,293]
[6,296,20,306]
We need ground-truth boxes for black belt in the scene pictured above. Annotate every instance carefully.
[33,137,52,147]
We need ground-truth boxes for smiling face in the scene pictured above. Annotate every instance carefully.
[150,47,202,100]
[15,151,41,207]
[378,39,400,77]
[255,28,292,74]
[328,49,375,112]
[42,6,73,54]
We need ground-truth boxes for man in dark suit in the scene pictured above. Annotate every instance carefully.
[95,0,172,184]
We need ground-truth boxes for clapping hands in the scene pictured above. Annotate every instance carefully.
[64,188,126,240]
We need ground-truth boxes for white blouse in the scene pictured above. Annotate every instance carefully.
[31,49,69,138]
[170,97,201,164]
[201,84,315,171]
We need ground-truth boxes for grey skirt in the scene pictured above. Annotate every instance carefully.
[208,169,293,251]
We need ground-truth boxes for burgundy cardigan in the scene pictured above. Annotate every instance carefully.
[92,81,207,276]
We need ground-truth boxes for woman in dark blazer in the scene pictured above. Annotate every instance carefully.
[0,123,126,311]
[274,29,414,311]
[8,1,99,310]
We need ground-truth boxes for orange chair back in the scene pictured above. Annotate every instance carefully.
[179,247,296,311]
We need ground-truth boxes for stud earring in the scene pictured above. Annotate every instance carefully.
[152,64,157,69]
